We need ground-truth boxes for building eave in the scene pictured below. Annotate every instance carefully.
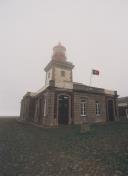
[73,82,117,96]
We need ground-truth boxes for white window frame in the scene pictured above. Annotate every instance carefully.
[80,98,87,116]
[44,99,47,117]
[96,101,100,116]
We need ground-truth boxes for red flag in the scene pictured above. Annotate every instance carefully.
[92,69,99,75]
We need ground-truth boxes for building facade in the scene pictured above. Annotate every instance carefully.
[118,97,128,120]
[20,43,118,126]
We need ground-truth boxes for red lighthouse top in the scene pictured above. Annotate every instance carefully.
[52,42,67,61]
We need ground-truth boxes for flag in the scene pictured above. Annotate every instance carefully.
[92,69,99,75]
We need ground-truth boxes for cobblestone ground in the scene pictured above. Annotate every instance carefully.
[0,118,128,176]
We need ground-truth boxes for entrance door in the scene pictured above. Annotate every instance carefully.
[107,100,114,121]
[58,95,69,124]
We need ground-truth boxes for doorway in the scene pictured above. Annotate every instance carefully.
[58,95,69,124]
[107,100,115,121]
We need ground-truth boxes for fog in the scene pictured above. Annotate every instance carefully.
[0,0,128,115]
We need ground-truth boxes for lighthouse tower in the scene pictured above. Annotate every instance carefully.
[44,43,74,88]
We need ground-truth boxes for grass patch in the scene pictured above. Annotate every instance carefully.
[0,118,128,176]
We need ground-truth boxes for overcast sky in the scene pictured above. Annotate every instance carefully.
[0,0,128,115]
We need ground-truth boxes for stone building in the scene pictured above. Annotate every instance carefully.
[20,43,118,127]
[118,97,128,120]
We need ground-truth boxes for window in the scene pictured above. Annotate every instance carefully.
[96,101,100,115]
[61,70,65,77]
[44,99,47,116]
[80,98,87,116]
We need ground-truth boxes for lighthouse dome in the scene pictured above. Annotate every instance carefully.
[52,42,67,61]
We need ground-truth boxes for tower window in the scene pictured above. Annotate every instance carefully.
[61,71,65,77]
[96,101,100,116]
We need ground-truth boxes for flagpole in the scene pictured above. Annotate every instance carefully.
[81,69,92,132]
[89,69,92,87]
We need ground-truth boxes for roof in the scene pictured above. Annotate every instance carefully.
[23,81,117,99]
[73,82,116,95]
[118,96,128,103]
[23,85,48,98]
